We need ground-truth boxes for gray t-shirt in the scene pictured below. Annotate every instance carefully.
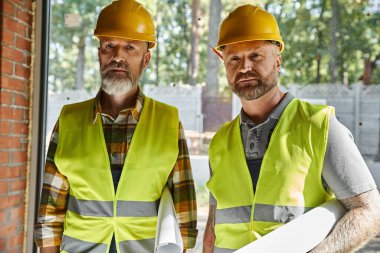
[210,93,376,204]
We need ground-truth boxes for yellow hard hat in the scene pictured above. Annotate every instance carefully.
[216,5,284,53]
[94,0,156,48]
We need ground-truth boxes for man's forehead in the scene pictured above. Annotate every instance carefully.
[223,40,272,54]
[99,36,144,45]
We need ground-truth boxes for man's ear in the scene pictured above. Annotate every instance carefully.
[143,50,151,68]
[276,54,282,70]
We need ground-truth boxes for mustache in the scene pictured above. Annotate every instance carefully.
[102,61,132,79]
[234,71,261,84]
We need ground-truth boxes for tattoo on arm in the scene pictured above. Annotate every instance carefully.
[207,205,216,229]
[203,205,216,253]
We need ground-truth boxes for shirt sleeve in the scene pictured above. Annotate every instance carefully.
[322,115,377,199]
[167,121,198,249]
[34,122,69,248]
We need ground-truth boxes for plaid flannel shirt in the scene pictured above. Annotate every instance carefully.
[34,88,198,249]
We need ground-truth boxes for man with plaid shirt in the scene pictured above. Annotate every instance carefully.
[34,1,197,252]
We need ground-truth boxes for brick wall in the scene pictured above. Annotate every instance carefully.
[0,0,33,252]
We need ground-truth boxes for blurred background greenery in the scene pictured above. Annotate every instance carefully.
[49,0,380,94]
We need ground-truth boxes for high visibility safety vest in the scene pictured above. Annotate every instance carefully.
[207,99,335,253]
[55,97,179,253]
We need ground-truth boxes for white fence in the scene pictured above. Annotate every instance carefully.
[47,83,380,160]
[143,84,203,132]
[46,84,204,134]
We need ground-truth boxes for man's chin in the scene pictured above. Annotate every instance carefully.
[234,88,268,100]
[235,81,259,89]
[236,94,258,101]
[101,87,134,96]
[101,81,136,95]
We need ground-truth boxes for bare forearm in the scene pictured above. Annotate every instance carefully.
[311,190,380,253]
[40,246,60,253]
[203,205,216,253]
[203,225,215,253]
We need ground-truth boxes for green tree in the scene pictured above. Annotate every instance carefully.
[189,0,202,85]
[205,0,222,95]
[49,0,108,92]
[48,0,380,94]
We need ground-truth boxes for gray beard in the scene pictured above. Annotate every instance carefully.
[100,58,144,95]
[233,80,277,100]
[101,77,135,95]
[232,64,279,100]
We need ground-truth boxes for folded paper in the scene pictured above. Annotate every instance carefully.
[155,186,183,253]
[235,199,346,253]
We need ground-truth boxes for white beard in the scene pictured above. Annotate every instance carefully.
[101,77,135,95]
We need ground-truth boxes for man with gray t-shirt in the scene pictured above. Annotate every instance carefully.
[203,4,380,253]
[237,93,376,201]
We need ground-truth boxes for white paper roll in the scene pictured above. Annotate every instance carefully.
[234,199,346,253]
[155,186,183,253]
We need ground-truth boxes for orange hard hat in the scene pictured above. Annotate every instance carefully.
[94,0,156,48]
[216,5,284,53]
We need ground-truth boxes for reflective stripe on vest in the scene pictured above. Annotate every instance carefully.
[207,98,334,251]
[56,96,179,251]
[213,247,235,253]
[67,195,113,217]
[119,238,155,252]
[61,235,156,253]
[215,204,314,224]
[68,195,159,217]
[61,234,107,253]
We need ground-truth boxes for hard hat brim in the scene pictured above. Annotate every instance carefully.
[94,32,156,49]
[216,37,284,53]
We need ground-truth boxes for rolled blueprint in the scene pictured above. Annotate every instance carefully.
[235,199,346,253]
[155,186,183,253]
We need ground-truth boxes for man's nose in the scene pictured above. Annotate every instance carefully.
[112,46,126,62]
[239,57,253,73]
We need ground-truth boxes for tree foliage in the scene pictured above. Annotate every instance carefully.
[272,0,380,85]
[48,0,380,93]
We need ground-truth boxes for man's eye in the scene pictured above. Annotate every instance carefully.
[105,44,114,49]
[231,56,240,61]
[126,45,135,50]
[250,53,262,60]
